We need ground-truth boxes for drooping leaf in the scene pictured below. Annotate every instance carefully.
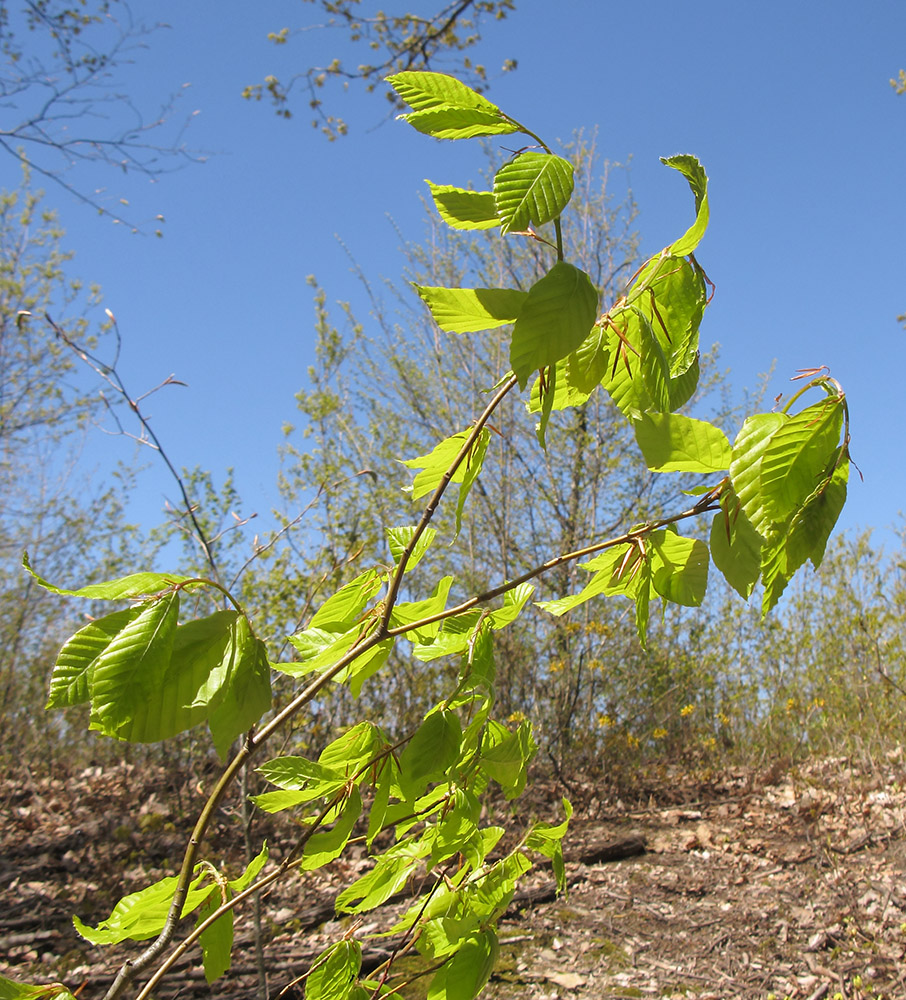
[493,152,574,234]
[510,262,598,389]
[633,412,731,473]
[480,720,537,799]
[759,397,844,522]
[46,606,144,709]
[400,107,520,140]
[301,788,363,870]
[415,285,526,333]
[388,71,518,139]
[426,929,499,1000]
[399,709,462,801]
[0,977,77,1000]
[88,593,179,734]
[709,487,763,600]
[425,181,500,230]
[662,154,710,256]
[335,852,421,914]
[306,940,362,1000]
[728,413,788,536]
[524,799,573,894]
[788,456,849,570]
[649,531,709,607]
[197,887,233,984]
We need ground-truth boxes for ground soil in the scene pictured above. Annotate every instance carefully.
[3,753,906,1000]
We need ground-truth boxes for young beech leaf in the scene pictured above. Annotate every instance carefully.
[710,488,763,600]
[88,593,179,734]
[46,606,144,709]
[493,151,575,234]
[399,709,462,800]
[0,978,77,999]
[649,532,709,607]
[426,929,499,1000]
[386,524,437,570]
[388,71,507,115]
[425,181,500,230]
[22,553,193,600]
[633,412,731,473]
[196,887,233,984]
[759,397,844,523]
[661,154,710,256]
[73,867,211,945]
[307,568,382,631]
[728,412,788,537]
[510,261,598,389]
[306,940,362,1000]
[414,285,526,333]
[301,788,363,870]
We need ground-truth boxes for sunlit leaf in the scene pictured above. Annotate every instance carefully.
[399,709,462,800]
[415,285,526,333]
[709,487,762,600]
[634,412,731,473]
[306,940,362,1000]
[426,181,500,230]
[493,152,574,234]
[197,887,233,984]
[22,554,193,600]
[426,929,499,1000]
[661,154,710,256]
[386,525,437,570]
[510,262,598,389]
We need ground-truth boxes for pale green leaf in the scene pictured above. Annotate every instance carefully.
[729,413,788,536]
[399,709,462,800]
[0,977,76,1000]
[649,532,709,607]
[306,940,362,1000]
[709,492,763,600]
[402,107,519,140]
[661,154,710,256]
[301,788,362,870]
[493,152,574,234]
[308,569,382,631]
[759,398,844,522]
[89,593,179,733]
[388,71,506,114]
[510,261,598,389]
[386,525,437,570]
[197,888,233,984]
[426,930,499,1000]
[414,285,525,333]
[22,554,192,600]
[46,606,143,709]
[426,181,500,230]
[634,412,731,473]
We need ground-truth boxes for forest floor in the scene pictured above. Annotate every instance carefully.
[3,752,906,1000]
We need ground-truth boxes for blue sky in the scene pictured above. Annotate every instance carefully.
[22,0,906,553]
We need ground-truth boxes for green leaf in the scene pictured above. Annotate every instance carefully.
[388,71,506,114]
[22,554,192,600]
[46,606,144,709]
[759,398,844,522]
[480,720,537,799]
[197,888,233,984]
[425,181,500,230]
[426,929,498,1000]
[414,285,525,333]
[400,107,519,140]
[390,576,453,636]
[524,799,573,894]
[661,154,710,256]
[399,709,462,800]
[649,532,709,607]
[301,788,363,870]
[89,593,179,733]
[493,152,575,234]
[527,359,591,415]
[510,262,598,389]
[229,842,269,892]
[789,457,849,570]
[709,489,763,600]
[306,940,362,1000]
[308,569,382,631]
[634,412,731,473]
[319,721,384,774]
[206,616,272,758]
[335,852,422,914]
[73,868,211,945]
[729,413,788,536]
[536,544,636,616]
[386,525,437,570]
[0,977,77,1000]
[634,558,652,649]
[401,428,490,532]
[257,756,347,800]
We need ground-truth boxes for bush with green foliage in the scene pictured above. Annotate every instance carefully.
[4,72,852,1000]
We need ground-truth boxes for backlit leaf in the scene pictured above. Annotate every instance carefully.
[493,152,574,234]
[634,412,731,473]
[661,154,710,256]
[510,262,598,389]
[426,181,500,230]
[22,555,193,600]
[415,285,525,333]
